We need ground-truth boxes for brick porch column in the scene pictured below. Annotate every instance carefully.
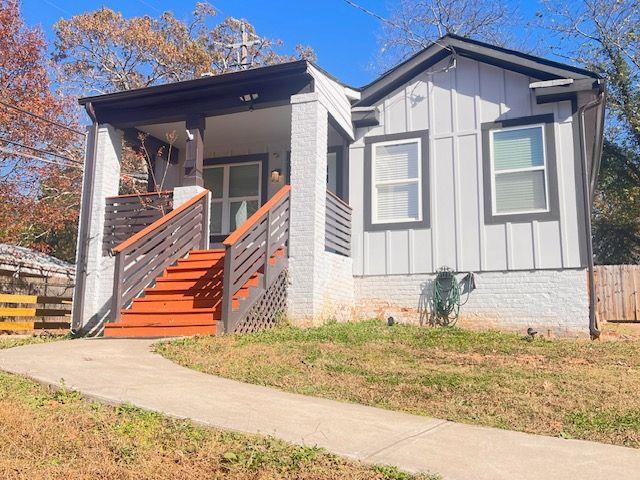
[287,92,328,324]
[72,124,122,336]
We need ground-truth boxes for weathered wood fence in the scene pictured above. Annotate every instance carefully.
[594,265,640,323]
[0,293,71,331]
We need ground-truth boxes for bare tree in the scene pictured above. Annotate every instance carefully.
[377,0,516,67]
[540,0,639,145]
[539,0,640,264]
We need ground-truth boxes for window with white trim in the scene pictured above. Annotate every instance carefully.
[371,138,422,224]
[490,124,549,215]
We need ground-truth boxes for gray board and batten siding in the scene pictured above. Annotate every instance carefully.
[350,56,586,277]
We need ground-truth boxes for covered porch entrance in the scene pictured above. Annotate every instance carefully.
[72,60,357,337]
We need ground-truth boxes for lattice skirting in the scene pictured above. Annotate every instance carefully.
[233,269,288,334]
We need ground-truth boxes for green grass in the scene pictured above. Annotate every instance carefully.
[0,333,70,350]
[157,320,640,448]
[0,334,437,479]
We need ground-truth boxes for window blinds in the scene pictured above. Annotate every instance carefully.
[373,141,421,223]
[492,126,547,214]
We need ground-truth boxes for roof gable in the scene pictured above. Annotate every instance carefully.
[356,34,600,107]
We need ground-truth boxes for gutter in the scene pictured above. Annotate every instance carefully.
[576,85,606,339]
[70,102,99,335]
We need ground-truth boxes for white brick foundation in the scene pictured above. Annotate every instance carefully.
[318,251,354,321]
[354,269,589,336]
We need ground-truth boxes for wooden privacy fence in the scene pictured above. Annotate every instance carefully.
[0,293,71,330]
[594,265,640,323]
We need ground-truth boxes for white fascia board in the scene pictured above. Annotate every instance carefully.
[529,79,574,89]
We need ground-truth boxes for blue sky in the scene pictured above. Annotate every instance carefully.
[21,0,547,87]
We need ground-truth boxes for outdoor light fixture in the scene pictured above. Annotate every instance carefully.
[239,93,259,102]
[270,168,282,183]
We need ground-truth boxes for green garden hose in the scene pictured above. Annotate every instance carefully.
[430,267,475,327]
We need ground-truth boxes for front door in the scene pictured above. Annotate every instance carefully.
[203,161,262,236]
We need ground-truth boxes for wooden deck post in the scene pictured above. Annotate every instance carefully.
[220,244,235,334]
[199,195,209,250]
[111,252,125,323]
[184,116,205,187]
[263,209,272,288]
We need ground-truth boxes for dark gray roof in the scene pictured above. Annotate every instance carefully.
[356,34,601,106]
[77,34,601,113]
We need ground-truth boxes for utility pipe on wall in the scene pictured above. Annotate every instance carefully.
[577,86,605,339]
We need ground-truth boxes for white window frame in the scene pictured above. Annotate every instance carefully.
[370,137,423,225]
[489,123,550,216]
[203,161,262,235]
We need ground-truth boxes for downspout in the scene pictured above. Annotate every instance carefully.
[577,85,605,339]
[71,102,99,335]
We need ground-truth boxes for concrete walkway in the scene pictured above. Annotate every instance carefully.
[0,339,638,480]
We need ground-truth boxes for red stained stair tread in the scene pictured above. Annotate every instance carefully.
[105,247,277,338]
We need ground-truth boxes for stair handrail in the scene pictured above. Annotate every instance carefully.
[220,185,291,333]
[110,189,210,323]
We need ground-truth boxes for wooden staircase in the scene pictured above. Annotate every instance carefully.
[104,249,260,337]
[105,185,291,338]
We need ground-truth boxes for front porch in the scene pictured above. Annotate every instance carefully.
[72,61,358,336]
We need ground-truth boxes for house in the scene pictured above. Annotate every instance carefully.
[71,34,605,338]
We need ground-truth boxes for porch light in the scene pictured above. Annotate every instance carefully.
[270,168,282,183]
[239,93,259,102]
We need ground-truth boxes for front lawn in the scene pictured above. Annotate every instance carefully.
[157,320,640,448]
[0,337,434,479]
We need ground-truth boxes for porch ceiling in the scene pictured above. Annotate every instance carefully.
[138,105,292,154]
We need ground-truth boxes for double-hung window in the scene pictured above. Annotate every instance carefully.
[490,124,548,215]
[365,130,429,230]
[482,115,558,224]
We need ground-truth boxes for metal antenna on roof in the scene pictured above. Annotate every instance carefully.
[219,21,264,70]
[240,22,249,68]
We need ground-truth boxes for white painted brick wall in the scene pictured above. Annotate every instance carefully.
[287,92,357,324]
[287,93,330,323]
[318,251,354,321]
[74,124,122,335]
[354,269,589,336]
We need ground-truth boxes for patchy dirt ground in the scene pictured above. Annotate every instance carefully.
[157,320,640,449]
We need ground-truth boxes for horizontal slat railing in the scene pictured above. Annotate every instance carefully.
[325,189,352,257]
[103,191,173,254]
[220,185,291,333]
[110,190,209,323]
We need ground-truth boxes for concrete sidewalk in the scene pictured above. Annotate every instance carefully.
[0,339,638,480]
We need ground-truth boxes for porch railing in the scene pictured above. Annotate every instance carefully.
[109,190,209,323]
[325,189,352,257]
[220,185,291,333]
[103,191,173,254]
